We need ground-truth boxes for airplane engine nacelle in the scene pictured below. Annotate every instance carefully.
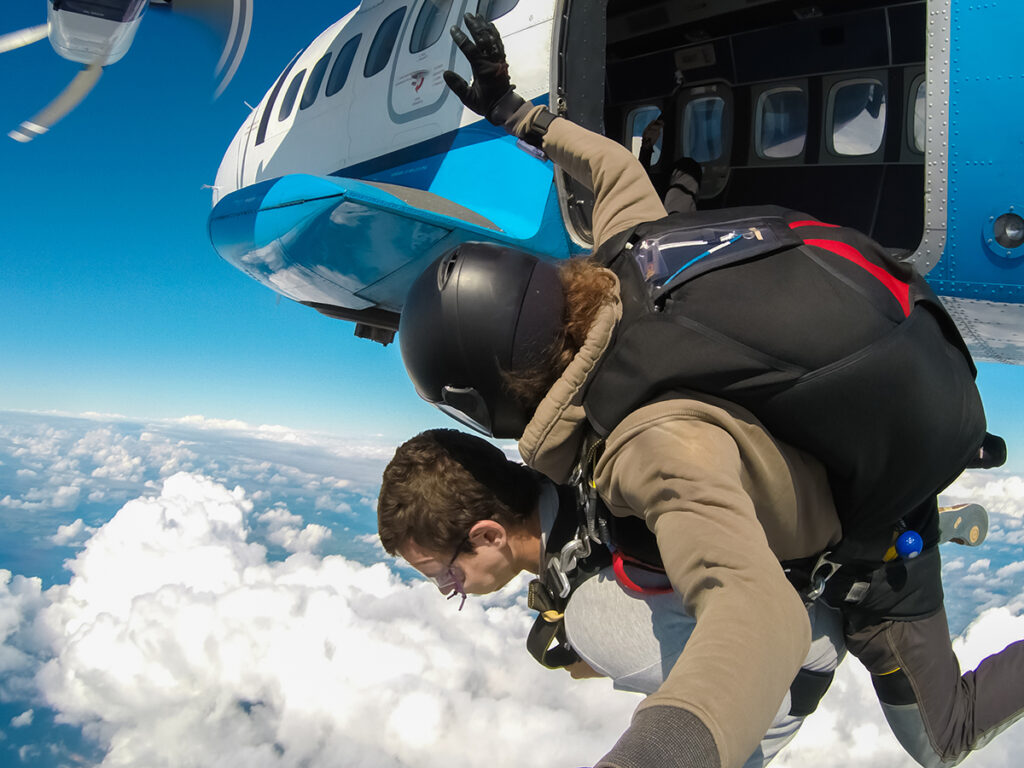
[47,0,147,66]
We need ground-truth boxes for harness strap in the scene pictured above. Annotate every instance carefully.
[611,551,673,596]
[526,614,579,669]
[789,667,835,717]
[526,579,580,668]
[527,478,613,670]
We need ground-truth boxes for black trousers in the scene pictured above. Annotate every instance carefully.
[837,534,1024,767]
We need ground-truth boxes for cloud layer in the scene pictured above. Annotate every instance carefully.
[2,411,1024,767]
[0,411,396,586]
[2,473,635,767]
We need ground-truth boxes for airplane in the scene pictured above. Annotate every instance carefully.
[207,0,1024,362]
[1,0,253,142]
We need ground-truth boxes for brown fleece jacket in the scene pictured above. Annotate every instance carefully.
[512,106,842,768]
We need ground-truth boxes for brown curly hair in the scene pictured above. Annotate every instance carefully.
[502,257,618,414]
[377,429,540,556]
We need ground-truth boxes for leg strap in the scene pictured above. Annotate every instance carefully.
[526,579,579,669]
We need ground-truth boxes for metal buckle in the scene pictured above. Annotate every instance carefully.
[544,533,592,599]
[805,551,842,601]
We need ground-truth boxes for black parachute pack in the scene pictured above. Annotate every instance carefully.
[582,205,992,562]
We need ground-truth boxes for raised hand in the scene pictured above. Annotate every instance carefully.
[443,12,525,126]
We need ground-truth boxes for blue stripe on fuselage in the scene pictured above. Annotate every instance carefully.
[329,96,549,192]
[325,96,565,245]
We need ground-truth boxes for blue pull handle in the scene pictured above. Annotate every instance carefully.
[895,530,923,559]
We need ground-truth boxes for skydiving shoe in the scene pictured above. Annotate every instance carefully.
[938,503,989,547]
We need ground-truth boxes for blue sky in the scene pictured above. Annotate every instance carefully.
[0,0,446,441]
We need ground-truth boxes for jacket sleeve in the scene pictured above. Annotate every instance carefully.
[507,105,668,249]
[595,414,812,768]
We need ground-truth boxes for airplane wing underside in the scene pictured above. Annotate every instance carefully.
[208,174,573,334]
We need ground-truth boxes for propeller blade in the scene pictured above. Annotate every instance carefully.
[0,24,48,54]
[161,0,253,98]
[213,0,252,99]
[9,63,103,143]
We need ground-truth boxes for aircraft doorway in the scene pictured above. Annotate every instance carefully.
[565,0,929,255]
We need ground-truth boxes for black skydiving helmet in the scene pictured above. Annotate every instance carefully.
[399,242,565,439]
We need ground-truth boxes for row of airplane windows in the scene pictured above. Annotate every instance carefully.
[273,0,520,124]
[629,75,926,166]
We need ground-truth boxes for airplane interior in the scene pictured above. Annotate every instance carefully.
[566,0,927,255]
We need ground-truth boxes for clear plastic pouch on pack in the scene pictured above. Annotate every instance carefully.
[631,222,786,295]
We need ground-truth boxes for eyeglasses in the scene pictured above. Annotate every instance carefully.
[426,538,469,610]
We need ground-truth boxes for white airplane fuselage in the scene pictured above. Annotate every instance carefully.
[210,0,1024,360]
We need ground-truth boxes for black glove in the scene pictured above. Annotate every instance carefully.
[443,12,525,126]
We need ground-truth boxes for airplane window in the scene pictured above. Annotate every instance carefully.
[278,70,307,122]
[411,0,455,53]
[301,53,332,110]
[912,79,926,153]
[479,0,519,21]
[256,50,302,145]
[365,7,408,78]
[756,87,808,159]
[326,35,361,97]
[627,106,663,165]
[682,97,725,163]
[829,80,887,156]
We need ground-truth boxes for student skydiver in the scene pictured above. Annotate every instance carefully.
[395,13,1024,768]
[377,428,845,768]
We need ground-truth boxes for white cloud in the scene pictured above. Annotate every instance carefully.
[257,505,332,553]
[944,557,966,572]
[0,484,81,512]
[6,474,635,768]
[267,521,333,554]
[258,506,302,529]
[996,560,1024,579]
[314,494,344,512]
[955,607,1024,669]
[5,472,1020,768]
[0,412,391,548]
[0,571,47,702]
[9,710,32,728]
[51,518,96,547]
[173,415,254,431]
[969,558,991,574]
[942,472,1024,520]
